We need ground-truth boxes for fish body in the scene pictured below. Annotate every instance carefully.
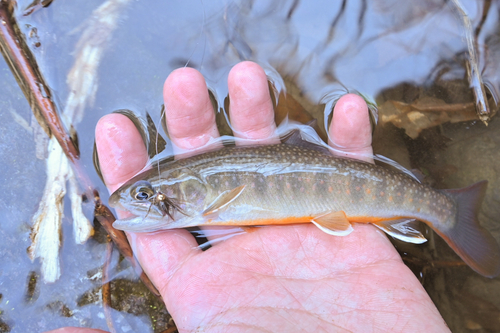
[109,143,500,277]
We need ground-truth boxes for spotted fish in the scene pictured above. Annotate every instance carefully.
[109,141,500,277]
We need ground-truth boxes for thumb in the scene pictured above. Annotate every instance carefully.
[95,113,199,299]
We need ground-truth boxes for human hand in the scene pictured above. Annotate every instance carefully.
[50,62,449,332]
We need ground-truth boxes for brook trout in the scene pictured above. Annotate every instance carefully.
[109,140,500,277]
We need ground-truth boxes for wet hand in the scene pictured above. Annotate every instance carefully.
[50,62,449,333]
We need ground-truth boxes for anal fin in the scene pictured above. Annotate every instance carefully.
[373,219,427,244]
[312,211,353,236]
[203,185,246,216]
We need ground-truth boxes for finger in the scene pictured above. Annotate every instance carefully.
[95,113,200,298]
[163,68,225,242]
[163,67,220,154]
[197,62,278,238]
[228,61,279,144]
[327,95,385,248]
[328,93,374,163]
[95,113,149,192]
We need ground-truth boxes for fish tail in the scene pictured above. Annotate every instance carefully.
[439,181,500,277]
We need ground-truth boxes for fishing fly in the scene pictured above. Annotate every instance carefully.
[130,180,183,220]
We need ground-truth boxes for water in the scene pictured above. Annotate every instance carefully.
[1,0,499,332]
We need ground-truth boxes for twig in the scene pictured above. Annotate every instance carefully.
[0,0,79,161]
[450,0,491,123]
[103,236,116,333]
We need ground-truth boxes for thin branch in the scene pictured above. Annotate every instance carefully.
[0,0,79,162]
[103,236,117,333]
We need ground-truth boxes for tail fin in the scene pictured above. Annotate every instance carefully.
[439,181,500,278]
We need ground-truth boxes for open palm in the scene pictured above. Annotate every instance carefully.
[51,62,449,333]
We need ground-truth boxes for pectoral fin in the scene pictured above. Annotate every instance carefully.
[373,219,427,244]
[312,211,353,236]
[202,185,246,216]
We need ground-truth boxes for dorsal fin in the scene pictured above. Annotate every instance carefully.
[410,169,426,183]
[282,120,331,155]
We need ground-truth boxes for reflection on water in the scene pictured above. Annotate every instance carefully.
[1,0,499,332]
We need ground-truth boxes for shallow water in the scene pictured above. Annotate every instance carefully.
[1,0,500,332]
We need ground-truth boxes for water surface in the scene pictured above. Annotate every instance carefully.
[1,0,499,332]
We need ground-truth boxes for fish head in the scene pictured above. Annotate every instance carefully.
[108,167,208,232]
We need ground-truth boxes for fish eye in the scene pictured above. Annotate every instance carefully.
[130,180,154,201]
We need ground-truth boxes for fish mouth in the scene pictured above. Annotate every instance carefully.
[113,215,148,231]
[113,215,170,233]
[113,215,139,231]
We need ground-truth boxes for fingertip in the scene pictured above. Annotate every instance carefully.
[163,68,219,151]
[329,93,373,159]
[228,61,278,143]
[163,67,207,109]
[228,61,268,100]
[95,113,148,193]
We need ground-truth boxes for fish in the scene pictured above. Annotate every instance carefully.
[108,135,500,278]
